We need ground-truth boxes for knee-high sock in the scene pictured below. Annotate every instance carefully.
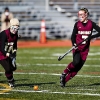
[65,71,77,82]
[5,72,13,80]
[64,62,75,74]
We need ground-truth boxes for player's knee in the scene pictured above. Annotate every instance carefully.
[73,59,80,66]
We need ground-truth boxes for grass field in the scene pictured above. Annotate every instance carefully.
[0,46,100,100]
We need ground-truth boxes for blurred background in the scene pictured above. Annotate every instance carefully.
[0,0,100,41]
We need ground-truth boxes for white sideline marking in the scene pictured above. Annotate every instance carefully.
[0,88,10,94]
[0,93,9,94]
[53,52,100,56]
[17,63,67,67]
[90,48,100,51]
[0,72,100,96]
[18,56,100,61]
[10,89,100,96]
[0,72,100,78]
[76,89,96,91]
[18,50,49,54]
[0,89,100,96]
[12,89,65,94]
[1,88,100,96]
[68,93,100,96]
[12,90,50,93]
[17,63,100,67]
[0,89,11,90]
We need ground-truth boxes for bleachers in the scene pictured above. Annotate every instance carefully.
[0,0,100,40]
[0,0,74,40]
[50,0,100,23]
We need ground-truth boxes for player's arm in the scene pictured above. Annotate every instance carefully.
[71,22,78,46]
[90,22,100,39]
[0,31,9,56]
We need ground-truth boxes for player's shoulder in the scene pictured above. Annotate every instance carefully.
[0,30,5,34]
[74,21,78,26]
[89,20,97,26]
[87,19,94,24]
[0,30,6,37]
[91,21,96,24]
[73,21,80,29]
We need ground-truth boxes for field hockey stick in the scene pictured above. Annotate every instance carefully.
[58,37,89,61]
[58,46,75,61]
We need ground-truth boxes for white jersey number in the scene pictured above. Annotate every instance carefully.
[82,35,88,44]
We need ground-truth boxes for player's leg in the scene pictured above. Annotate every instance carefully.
[65,72,77,82]
[60,51,81,87]
[60,62,75,87]
[0,58,15,88]
[65,54,85,83]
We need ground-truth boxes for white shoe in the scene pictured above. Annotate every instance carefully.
[8,79,15,88]
[9,82,15,88]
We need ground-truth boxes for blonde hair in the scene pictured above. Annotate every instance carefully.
[10,18,20,26]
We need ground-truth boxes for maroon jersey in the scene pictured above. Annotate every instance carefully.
[0,28,18,60]
[71,19,100,60]
[72,20,93,60]
[76,20,93,51]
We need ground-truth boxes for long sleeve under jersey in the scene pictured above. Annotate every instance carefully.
[71,21,100,46]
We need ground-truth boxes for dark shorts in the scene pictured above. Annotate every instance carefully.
[0,58,16,73]
[73,51,86,71]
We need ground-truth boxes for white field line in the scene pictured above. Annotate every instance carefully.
[0,89,11,90]
[0,88,98,96]
[67,93,100,96]
[18,49,49,54]
[18,56,100,61]
[0,72,100,78]
[90,48,100,51]
[18,48,100,51]
[0,72,100,96]
[0,89,10,94]
[76,89,96,91]
[0,85,98,96]
[17,63,100,67]
[18,49,100,54]
[53,52,100,56]
[0,93,9,94]
[4,89,100,96]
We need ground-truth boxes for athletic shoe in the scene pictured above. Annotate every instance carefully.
[8,79,15,88]
[60,73,66,87]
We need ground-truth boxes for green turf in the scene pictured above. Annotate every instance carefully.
[0,46,100,100]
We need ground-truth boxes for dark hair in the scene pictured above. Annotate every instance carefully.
[4,7,9,11]
[79,8,89,15]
